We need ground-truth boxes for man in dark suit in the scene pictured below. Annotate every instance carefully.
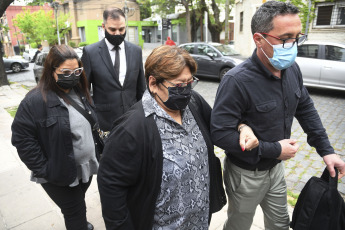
[82,8,146,131]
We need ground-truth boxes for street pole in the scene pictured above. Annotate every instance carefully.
[224,0,230,44]
[305,0,311,37]
[52,2,61,45]
[205,11,208,43]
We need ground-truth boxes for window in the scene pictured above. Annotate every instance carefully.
[240,12,243,32]
[325,45,345,62]
[197,44,217,56]
[78,27,86,42]
[316,5,333,25]
[297,45,319,58]
[337,7,345,25]
[181,44,194,54]
[315,2,345,27]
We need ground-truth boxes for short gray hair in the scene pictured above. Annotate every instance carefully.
[251,1,299,35]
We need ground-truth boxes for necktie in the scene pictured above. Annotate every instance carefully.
[113,46,120,80]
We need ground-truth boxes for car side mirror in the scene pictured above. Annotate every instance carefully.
[206,52,216,59]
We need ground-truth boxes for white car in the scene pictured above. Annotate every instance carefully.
[296,41,345,91]
[22,48,37,62]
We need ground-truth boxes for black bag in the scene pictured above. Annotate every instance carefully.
[64,93,108,157]
[290,167,345,230]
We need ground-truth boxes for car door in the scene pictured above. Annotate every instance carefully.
[319,45,345,89]
[296,44,322,86]
[194,44,219,78]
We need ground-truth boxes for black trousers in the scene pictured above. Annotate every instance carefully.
[41,177,92,230]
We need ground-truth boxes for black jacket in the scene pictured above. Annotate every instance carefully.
[97,91,226,230]
[11,87,100,186]
[82,39,146,131]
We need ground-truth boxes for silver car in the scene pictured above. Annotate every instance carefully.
[296,41,345,91]
[4,57,30,73]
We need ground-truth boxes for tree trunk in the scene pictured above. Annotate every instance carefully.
[191,10,200,42]
[185,5,192,42]
[0,0,14,86]
[207,0,223,43]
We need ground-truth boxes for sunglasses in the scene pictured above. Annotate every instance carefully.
[56,67,84,77]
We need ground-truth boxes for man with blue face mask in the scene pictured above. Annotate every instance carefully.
[210,1,345,230]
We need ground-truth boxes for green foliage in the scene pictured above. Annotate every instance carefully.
[278,0,316,34]
[13,8,71,45]
[30,43,38,48]
[27,0,54,6]
[5,106,18,118]
[78,41,89,47]
[68,41,76,48]
[287,190,299,207]
[0,24,10,32]
[137,0,152,20]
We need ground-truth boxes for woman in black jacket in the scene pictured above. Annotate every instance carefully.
[11,45,99,230]
[97,45,258,229]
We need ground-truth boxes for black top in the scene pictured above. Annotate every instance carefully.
[211,49,334,171]
[97,91,226,230]
[11,87,100,186]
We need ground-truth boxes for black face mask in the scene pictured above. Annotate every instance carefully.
[56,73,80,89]
[104,29,126,47]
[157,84,192,111]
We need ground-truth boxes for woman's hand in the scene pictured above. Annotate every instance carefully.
[238,124,259,152]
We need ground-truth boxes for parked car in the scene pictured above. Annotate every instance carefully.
[4,57,30,73]
[33,52,48,83]
[296,41,345,91]
[23,48,37,62]
[179,42,246,80]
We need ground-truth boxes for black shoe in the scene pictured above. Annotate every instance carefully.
[87,222,94,230]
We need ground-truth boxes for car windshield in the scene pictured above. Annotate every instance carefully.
[213,44,240,56]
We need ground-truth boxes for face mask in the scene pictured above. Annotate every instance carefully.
[56,73,80,89]
[260,34,297,70]
[157,84,192,111]
[104,29,126,47]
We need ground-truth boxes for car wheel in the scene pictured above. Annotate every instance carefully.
[11,63,22,73]
[219,68,231,80]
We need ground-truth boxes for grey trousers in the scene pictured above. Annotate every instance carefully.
[223,157,290,230]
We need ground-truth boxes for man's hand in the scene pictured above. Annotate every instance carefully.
[277,139,299,160]
[239,125,259,151]
[323,154,345,179]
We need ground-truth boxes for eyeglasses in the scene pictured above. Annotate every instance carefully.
[163,76,199,91]
[260,33,307,49]
[55,67,84,77]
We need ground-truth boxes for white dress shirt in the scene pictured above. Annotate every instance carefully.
[105,38,127,86]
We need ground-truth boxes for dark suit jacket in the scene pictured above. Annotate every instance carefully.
[81,39,146,131]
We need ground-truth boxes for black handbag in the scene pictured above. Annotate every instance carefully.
[63,93,108,156]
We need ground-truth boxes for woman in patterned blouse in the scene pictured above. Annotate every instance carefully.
[97,45,258,230]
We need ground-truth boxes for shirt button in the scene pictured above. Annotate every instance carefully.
[89,111,91,114]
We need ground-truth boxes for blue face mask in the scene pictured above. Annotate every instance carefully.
[260,35,297,70]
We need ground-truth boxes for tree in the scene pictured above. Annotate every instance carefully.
[137,0,152,20]
[140,0,192,42]
[0,0,14,86]
[14,9,71,45]
[279,0,315,34]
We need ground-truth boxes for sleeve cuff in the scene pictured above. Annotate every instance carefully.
[259,141,281,159]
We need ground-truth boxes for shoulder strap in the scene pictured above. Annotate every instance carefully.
[64,93,96,130]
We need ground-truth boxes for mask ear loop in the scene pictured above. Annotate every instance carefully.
[258,34,272,60]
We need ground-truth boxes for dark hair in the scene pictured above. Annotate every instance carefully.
[251,1,299,35]
[103,8,125,23]
[38,45,91,104]
[145,45,197,93]
[37,44,42,49]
